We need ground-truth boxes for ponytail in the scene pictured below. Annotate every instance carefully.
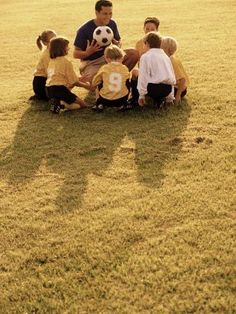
[36,35,43,50]
[36,30,56,50]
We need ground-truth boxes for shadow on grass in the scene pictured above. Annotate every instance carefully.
[0,99,191,211]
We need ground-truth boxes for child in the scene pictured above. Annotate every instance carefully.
[137,32,176,107]
[30,29,57,100]
[46,37,90,114]
[129,17,160,106]
[91,45,130,112]
[161,36,190,103]
[135,17,160,59]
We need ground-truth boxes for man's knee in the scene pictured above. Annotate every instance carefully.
[123,48,139,71]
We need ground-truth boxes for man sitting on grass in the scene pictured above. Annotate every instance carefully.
[73,0,139,81]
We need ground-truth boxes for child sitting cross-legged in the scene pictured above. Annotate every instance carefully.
[46,37,90,114]
[91,45,130,112]
[161,36,190,104]
[136,32,176,108]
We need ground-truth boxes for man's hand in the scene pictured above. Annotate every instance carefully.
[85,39,103,56]
[112,38,121,47]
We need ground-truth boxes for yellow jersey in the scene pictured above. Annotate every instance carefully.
[170,55,190,88]
[46,56,78,89]
[34,48,50,77]
[92,62,130,100]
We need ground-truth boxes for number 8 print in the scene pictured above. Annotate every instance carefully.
[108,72,122,92]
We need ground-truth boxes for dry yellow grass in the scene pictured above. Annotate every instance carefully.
[0,0,236,313]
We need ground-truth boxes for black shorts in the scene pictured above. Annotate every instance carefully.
[147,83,172,100]
[33,76,48,100]
[97,94,129,107]
[46,85,77,104]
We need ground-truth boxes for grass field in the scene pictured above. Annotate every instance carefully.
[0,0,236,313]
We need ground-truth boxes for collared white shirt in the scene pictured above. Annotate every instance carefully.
[137,48,176,98]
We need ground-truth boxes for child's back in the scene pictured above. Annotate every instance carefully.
[137,32,176,107]
[46,56,78,89]
[46,37,88,114]
[34,48,50,77]
[91,45,130,112]
[93,62,129,100]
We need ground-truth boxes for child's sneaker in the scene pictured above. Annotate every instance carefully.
[50,98,61,114]
[117,102,132,112]
[92,104,104,112]
[155,98,165,109]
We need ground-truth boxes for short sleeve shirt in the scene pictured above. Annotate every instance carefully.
[34,48,50,77]
[74,19,121,61]
[46,56,78,88]
[92,62,130,100]
[170,55,190,88]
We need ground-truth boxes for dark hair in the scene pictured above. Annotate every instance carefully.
[144,32,162,48]
[49,37,69,59]
[144,17,160,30]
[95,0,112,12]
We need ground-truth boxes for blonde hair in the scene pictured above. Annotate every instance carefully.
[161,36,178,56]
[36,29,56,50]
[104,45,124,60]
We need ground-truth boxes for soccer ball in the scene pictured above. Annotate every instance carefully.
[93,26,114,47]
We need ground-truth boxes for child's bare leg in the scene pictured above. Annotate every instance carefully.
[63,102,81,110]
[61,97,87,110]
[75,96,87,108]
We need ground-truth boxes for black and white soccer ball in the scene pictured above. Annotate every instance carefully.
[93,26,114,47]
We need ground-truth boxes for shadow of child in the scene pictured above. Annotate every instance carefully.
[0,99,190,212]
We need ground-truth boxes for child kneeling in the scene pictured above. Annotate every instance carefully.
[161,36,190,104]
[46,37,89,114]
[137,32,176,107]
[91,45,130,112]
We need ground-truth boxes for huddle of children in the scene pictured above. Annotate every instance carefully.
[31,17,189,114]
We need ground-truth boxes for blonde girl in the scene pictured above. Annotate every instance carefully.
[30,29,56,100]
[46,37,90,114]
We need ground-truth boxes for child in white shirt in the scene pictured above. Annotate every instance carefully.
[137,32,176,107]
